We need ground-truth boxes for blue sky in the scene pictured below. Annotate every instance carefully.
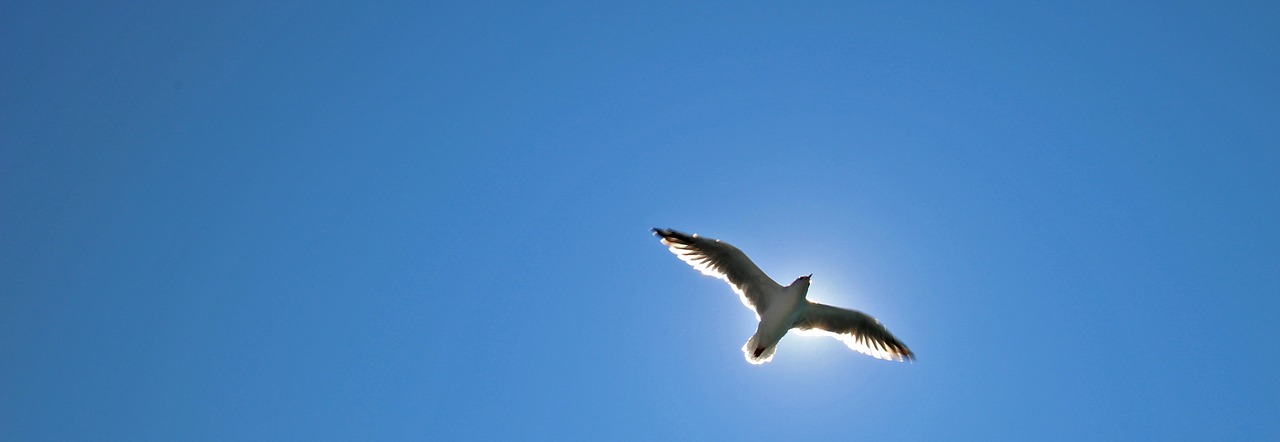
[3,1,1278,440]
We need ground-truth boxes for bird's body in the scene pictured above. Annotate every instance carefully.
[652,228,914,364]
[747,281,807,362]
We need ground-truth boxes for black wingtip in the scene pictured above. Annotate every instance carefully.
[897,346,916,363]
[651,227,680,238]
[651,227,696,244]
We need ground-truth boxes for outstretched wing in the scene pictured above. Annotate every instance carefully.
[652,228,781,315]
[793,302,914,362]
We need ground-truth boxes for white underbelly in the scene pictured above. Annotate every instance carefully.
[757,295,804,341]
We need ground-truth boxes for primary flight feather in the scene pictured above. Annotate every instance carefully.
[652,228,914,364]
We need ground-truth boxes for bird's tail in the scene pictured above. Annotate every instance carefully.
[742,335,777,365]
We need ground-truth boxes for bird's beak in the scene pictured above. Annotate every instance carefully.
[806,274,813,278]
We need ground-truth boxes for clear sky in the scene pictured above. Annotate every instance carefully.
[3,1,1278,440]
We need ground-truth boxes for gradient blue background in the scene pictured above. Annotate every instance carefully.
[4,2,1278,440]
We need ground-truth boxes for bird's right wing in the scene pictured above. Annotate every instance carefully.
[652,228,781,316]
[793,302,915,362]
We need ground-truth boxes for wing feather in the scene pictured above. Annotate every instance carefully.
[651,228,780,315]
[793,302,915,362]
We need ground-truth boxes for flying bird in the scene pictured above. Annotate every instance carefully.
[652,228,914,364]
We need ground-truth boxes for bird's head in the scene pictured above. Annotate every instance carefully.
[795,274,812,286]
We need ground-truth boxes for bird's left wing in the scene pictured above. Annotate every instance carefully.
[793,301,915,362]
[652,228,781,315]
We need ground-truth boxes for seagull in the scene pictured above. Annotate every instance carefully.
[652,228,914,364]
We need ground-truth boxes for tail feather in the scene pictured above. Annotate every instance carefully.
[742,335,777,365]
